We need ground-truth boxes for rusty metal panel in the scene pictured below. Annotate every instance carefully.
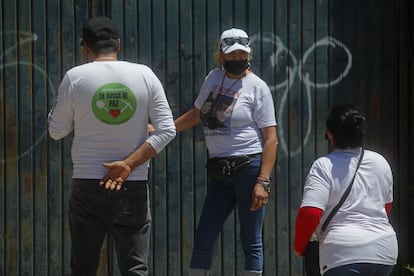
[0,0,411,275]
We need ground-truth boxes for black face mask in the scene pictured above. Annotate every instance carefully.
[223,59,249,75]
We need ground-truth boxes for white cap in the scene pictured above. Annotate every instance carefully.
[219,28,251,54]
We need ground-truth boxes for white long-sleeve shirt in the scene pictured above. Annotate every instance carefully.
[48,61,176,180]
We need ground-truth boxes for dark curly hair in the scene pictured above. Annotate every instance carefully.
[326,104,367,149]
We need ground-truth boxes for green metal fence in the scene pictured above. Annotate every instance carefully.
[0,0,412,275]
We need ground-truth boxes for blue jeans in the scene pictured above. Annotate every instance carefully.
[69,179,151,276]
[324,263,394,276]
[190,155,265,271]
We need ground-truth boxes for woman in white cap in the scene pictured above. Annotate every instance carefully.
[175,28,278,276]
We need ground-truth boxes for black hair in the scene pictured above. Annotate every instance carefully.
[87,38,120,55]
[326,104,367,149]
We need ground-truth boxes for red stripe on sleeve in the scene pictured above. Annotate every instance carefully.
[294,206,323,255]
[385,202,392,216]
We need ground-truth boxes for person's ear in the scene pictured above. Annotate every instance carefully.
[117,39,121,53]
[80,44,89,63]
[83,44,97,62]
[326,130,335,145]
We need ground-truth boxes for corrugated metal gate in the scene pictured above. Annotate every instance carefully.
[1,0,412,275]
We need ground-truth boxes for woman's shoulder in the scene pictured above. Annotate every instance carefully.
[312,155,333,169]
[306,154,333,176]
[206,68,224,77]
[364,149,392,167]
[244,71,271,94]
[246,71,267,83]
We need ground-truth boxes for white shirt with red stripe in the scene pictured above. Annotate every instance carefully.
[300,148,398,274]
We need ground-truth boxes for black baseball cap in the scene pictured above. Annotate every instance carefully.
[81,16,120,46]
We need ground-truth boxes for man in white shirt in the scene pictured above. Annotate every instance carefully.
[48,16,176,276]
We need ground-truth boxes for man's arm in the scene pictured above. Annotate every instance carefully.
[99,142,157,190]
[48,74,74,140]
[100,72,176,190]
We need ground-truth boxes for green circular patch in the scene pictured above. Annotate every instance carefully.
[92,83,137,124]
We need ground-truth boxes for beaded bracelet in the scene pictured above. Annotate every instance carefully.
[257,174,271,183]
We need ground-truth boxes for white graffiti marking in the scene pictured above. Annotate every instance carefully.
[250,33,352,156]
[0,31,352,162]
[0,31,56,164]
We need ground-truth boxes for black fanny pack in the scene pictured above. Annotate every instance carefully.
[206,155,253,181]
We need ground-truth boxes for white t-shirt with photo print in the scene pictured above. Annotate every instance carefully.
[194,68,276,158]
